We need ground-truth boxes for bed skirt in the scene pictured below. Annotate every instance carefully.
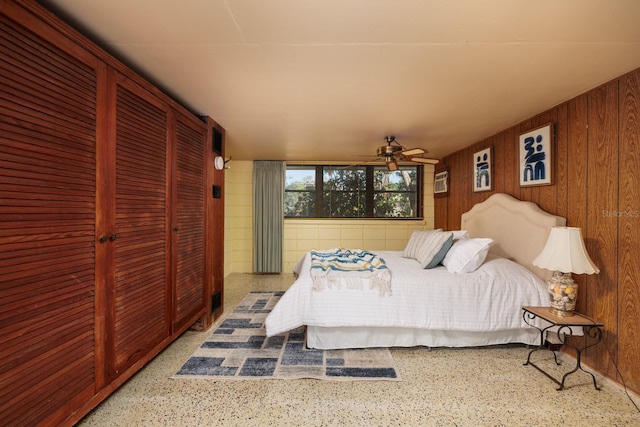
[306,325,542,350]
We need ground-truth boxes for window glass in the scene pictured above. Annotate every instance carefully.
[285,164,422,219]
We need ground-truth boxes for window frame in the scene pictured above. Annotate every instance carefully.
[284,164,423,219]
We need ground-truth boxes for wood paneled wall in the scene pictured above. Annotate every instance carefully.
[435,68,640,394]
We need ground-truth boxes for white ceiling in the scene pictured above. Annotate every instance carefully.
[42,0,640,163]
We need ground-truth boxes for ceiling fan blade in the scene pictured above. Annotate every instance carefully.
[410,157,440,165]
[401,147,425,156]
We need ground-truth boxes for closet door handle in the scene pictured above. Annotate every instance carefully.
[109,234,118,242]
[98,235,108,244]
[173,226,179,232]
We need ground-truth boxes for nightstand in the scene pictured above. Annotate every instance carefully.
[521,306,603,390]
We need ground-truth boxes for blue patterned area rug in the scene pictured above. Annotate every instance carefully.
[172,291,401,381]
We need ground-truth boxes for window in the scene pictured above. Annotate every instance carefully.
[285,165,423,218]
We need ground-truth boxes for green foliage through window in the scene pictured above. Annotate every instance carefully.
[285,165,423,218]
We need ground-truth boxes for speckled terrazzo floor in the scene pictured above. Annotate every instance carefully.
[77,273,640,427]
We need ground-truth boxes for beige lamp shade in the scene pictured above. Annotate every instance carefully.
[533,226,599,274]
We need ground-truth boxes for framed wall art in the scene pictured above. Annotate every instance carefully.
[434,170,448,195]
[473,147,492,192]
[519,123,553,187]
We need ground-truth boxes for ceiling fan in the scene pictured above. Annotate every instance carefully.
[376,136,439,171]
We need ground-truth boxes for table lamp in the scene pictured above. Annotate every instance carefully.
[532,227,599,316]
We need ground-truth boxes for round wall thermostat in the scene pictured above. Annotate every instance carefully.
[214,156,225,170]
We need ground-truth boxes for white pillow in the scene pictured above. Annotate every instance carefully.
[403,229,441,259]
[416,231,454,269]
[442,237,493,273]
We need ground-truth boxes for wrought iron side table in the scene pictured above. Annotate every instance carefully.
[522,306,604,391]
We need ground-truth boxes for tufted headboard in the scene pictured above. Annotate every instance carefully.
[461,193,566,280]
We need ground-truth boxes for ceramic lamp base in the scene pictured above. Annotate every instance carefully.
[547,271,577,317]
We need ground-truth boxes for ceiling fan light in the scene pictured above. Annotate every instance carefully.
[386,160,399,171]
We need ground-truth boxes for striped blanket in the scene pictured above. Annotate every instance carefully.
[309,248,391,296]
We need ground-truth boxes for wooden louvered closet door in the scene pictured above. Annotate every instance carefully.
[173,114,206,330]
[2,2,213,424]
[0,13,99,426]
[107,74,171,378]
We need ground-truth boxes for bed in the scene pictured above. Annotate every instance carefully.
[265,193,567,349]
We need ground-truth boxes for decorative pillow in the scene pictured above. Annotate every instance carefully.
[442,237,493,273]
[416,231,454,269]
[451,230,469,241]
[402,229,441,259]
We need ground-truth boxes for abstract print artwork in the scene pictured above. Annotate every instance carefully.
[519,124,553,187]
[473,147,492,192]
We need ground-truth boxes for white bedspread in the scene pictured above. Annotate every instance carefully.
[265,251,549,337]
